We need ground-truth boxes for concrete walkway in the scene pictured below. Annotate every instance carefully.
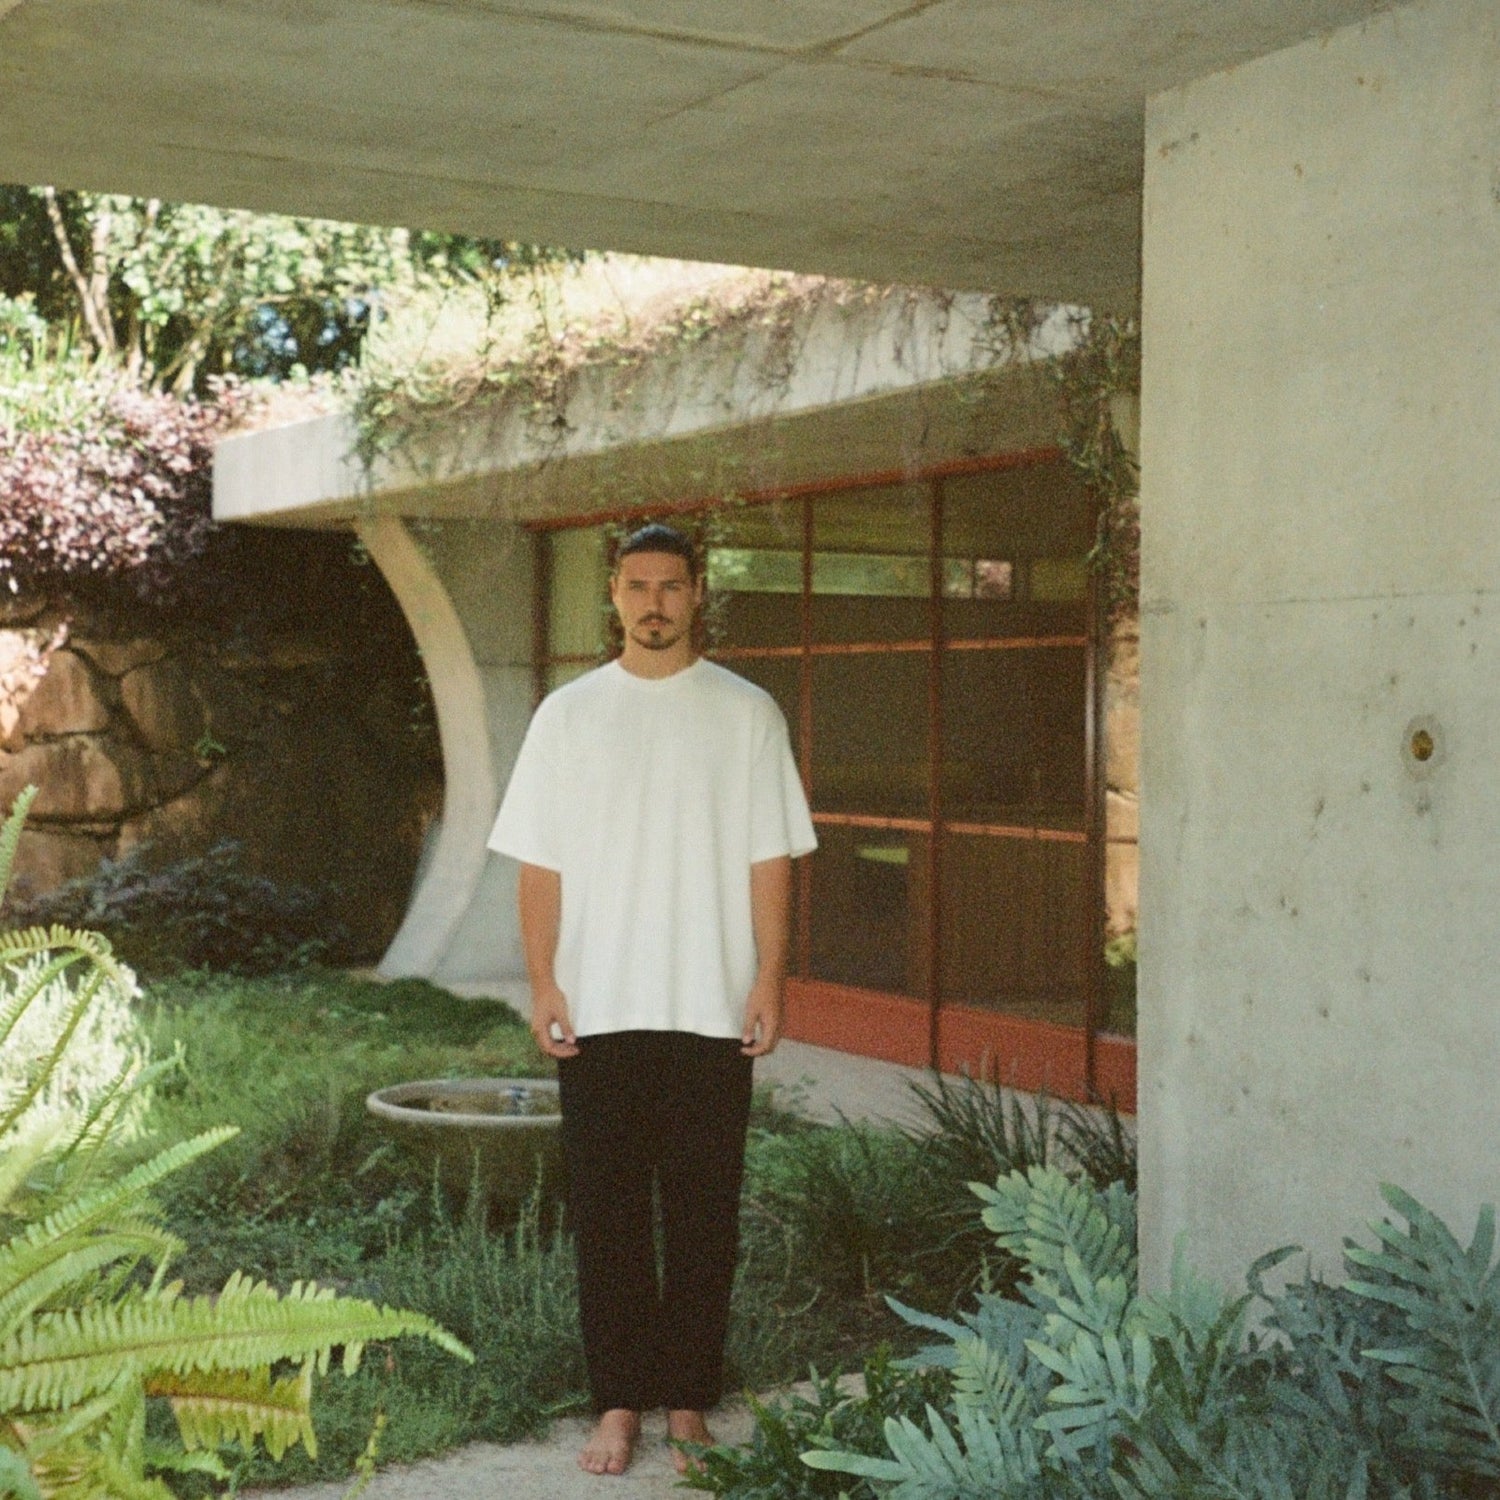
[246,1408,762,1500]
[248,1038,929,1500]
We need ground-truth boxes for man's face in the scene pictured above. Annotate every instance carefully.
[609,550,703,654]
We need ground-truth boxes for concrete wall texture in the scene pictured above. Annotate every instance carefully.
[1139,0,1500,1288]
[358,516,533,991]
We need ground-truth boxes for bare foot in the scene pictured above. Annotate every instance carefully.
[578,1409,640,1476]
[667,1409,714,1474]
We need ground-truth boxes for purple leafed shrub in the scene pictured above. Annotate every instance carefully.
[0,374,248,603]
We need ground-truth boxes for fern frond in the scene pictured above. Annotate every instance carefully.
[0,953,82,1060]
[975,1166,1137,1294]
[804,1402,1044,1497]
[0,924,120,968]
[0,1274,472,1413]
[1347,1185,1500,1474]
[148,1363,317,1462]
[950,1331,1043,1441]
[0,1444,40,1500]
[0,927,125,990]
[0,1233,177,1345]
[44,1049,161,1187]
[0,968,108,1144]
[0,1130,233,1308]
[83,1447,177,1500]
[0,789,38,907]
[1028,1323,1152,1463]
[1042,1244,1134,1340]
[0,1121,67,1219]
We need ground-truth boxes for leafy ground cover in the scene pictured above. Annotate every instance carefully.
[138,969,1088,1488]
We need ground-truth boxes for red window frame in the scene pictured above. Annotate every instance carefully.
[527,451,1135,1109]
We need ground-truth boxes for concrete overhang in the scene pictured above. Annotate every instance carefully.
[214,286,1078,529]
[0,1,1392,307]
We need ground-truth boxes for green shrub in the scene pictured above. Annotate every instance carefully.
[0,789,470,1498]
[681,1352,949,1500]
[4,840,345,975]
[896,1072,1137,1297]
[229,1189,588,1485]
[801,1167,1500,1498]
[742,1123,942,1306]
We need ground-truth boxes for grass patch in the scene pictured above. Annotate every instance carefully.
[142,969,551,1271]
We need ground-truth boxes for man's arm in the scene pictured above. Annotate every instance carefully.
[517,862,578,1059]
[741,855,792,1057]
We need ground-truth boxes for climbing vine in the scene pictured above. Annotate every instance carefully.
[348,261,918,478]
[1056,314,1141,626]
[978,301,1141,625]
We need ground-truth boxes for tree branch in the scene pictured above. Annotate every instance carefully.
[40,187,115,356]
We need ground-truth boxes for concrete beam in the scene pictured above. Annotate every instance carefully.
[0,0,1393,303]
[214,286,1073,527]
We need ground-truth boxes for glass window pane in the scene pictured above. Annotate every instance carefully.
[809,825,928,998]
[939,831,1088,1027]
[943,461,1096,555]
[548,526,610,660]
[709,548,801,594]
[811,653,928,817]
[811,484,931,643]
[943,460,1094,638]
[709,499,803,649]
[1030,557,1089,602]
[941,647,1087,824]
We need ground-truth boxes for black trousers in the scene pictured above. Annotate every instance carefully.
[557,1030,754,1413]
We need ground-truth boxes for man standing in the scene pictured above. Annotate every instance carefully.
[487,523,816,1476]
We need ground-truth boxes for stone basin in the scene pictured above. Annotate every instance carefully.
[366,1077,563,1220]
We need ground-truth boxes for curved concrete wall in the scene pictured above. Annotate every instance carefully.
[358,515,533,987]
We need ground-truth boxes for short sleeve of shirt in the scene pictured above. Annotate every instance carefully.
[487,704,561,870]
[748,707,818,863]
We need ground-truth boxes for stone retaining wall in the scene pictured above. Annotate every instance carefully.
[0,540,441,958]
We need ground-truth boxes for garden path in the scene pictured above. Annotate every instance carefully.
[245,1406,761,1500]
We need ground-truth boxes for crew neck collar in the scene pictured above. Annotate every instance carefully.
[610,656,704,688]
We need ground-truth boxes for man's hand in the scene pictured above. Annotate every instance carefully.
[518,864,575,1058]
[740,977,782,1057]
[532,982,580,1059]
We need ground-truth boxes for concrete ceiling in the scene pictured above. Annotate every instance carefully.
[0,0,1392,307]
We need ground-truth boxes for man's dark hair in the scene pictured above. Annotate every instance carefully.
[614,522,700,581]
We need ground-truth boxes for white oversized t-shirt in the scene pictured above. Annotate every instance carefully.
[487,658,817,1039]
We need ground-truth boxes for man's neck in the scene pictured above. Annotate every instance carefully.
[617,644,698,680]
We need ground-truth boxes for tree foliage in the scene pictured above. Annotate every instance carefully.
[0,185,555,394]
[0,183,569,603]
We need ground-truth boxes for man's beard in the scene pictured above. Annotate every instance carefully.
[632,621,681,651]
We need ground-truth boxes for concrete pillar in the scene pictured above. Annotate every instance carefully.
[360,516,534,989]
[1139,0,1500,1290]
